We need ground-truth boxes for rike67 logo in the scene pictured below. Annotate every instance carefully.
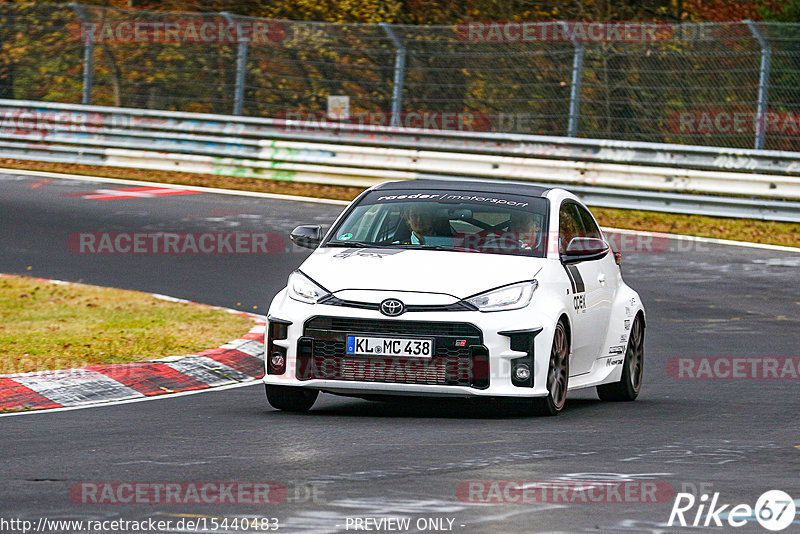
[668,490,796,531]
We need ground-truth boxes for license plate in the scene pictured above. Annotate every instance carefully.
[346,336,434,358]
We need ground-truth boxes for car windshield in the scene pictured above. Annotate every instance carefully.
[324,189,549,257]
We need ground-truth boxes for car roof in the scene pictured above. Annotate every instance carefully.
[372,179,552,198]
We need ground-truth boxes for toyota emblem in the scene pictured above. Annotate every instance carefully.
[380,298,405,317]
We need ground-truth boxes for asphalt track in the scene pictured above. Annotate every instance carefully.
[1,172,799,534]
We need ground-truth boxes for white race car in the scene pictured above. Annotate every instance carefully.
[265,180,645,415]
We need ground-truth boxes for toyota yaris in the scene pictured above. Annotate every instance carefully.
[265,180,645,415]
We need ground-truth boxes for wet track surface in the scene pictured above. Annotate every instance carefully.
[1,172,799,533]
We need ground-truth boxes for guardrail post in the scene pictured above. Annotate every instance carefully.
[222,12,248,116]
[70,3,94,105]
[745,20,772,151]
[559,21,584,138]
[380,23,406,128]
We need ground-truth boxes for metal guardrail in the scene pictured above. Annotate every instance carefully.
[5,5,800,151]
[1,99,800,222]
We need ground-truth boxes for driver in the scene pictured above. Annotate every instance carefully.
[403,204,437,244]
[509,211,543,251]
[400,204,455,245]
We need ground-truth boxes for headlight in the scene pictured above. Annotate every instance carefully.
[465,281,538,312]
[287,271,330,304]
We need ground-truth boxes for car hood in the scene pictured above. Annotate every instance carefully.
[299,247,544,299]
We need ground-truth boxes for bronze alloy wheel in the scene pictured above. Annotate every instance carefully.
[531,320,570,416]
[597,314,645,402]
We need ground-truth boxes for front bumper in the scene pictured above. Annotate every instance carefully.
[264,290,555,398]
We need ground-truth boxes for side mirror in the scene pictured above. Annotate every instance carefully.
[561,237,609,264]
[290,225,321,249]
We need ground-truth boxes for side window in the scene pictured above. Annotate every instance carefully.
[575,204,603,240]
[558,202,582,254]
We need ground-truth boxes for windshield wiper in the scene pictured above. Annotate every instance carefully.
[393,244,475,252]
[324,241,384,248]
[325,242,474,252]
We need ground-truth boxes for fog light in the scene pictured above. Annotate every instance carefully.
[267,318,291,375]
[270,352,286,373]
[514,363,531,381]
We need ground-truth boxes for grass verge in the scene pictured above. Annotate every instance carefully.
[0,275,255,374]
[1,159,798,248]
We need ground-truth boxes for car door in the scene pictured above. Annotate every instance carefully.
[574,202,617,349]
[559,201,613,376]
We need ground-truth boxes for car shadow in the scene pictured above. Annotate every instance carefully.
[263,393,618,420]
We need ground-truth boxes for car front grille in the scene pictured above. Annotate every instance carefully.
[297,316,489,388]
[306,316,482,338]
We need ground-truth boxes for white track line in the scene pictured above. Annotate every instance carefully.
[3,167,796,253]
[0,273,267,319]
[0,380,260,418]
[602,227,800,254]
[0,167,350,205]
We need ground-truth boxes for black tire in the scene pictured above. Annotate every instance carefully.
[597,314,644,402]
[265,385,318,412]
[531,320,570,416]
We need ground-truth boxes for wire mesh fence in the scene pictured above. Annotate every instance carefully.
[1,3,799,150]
